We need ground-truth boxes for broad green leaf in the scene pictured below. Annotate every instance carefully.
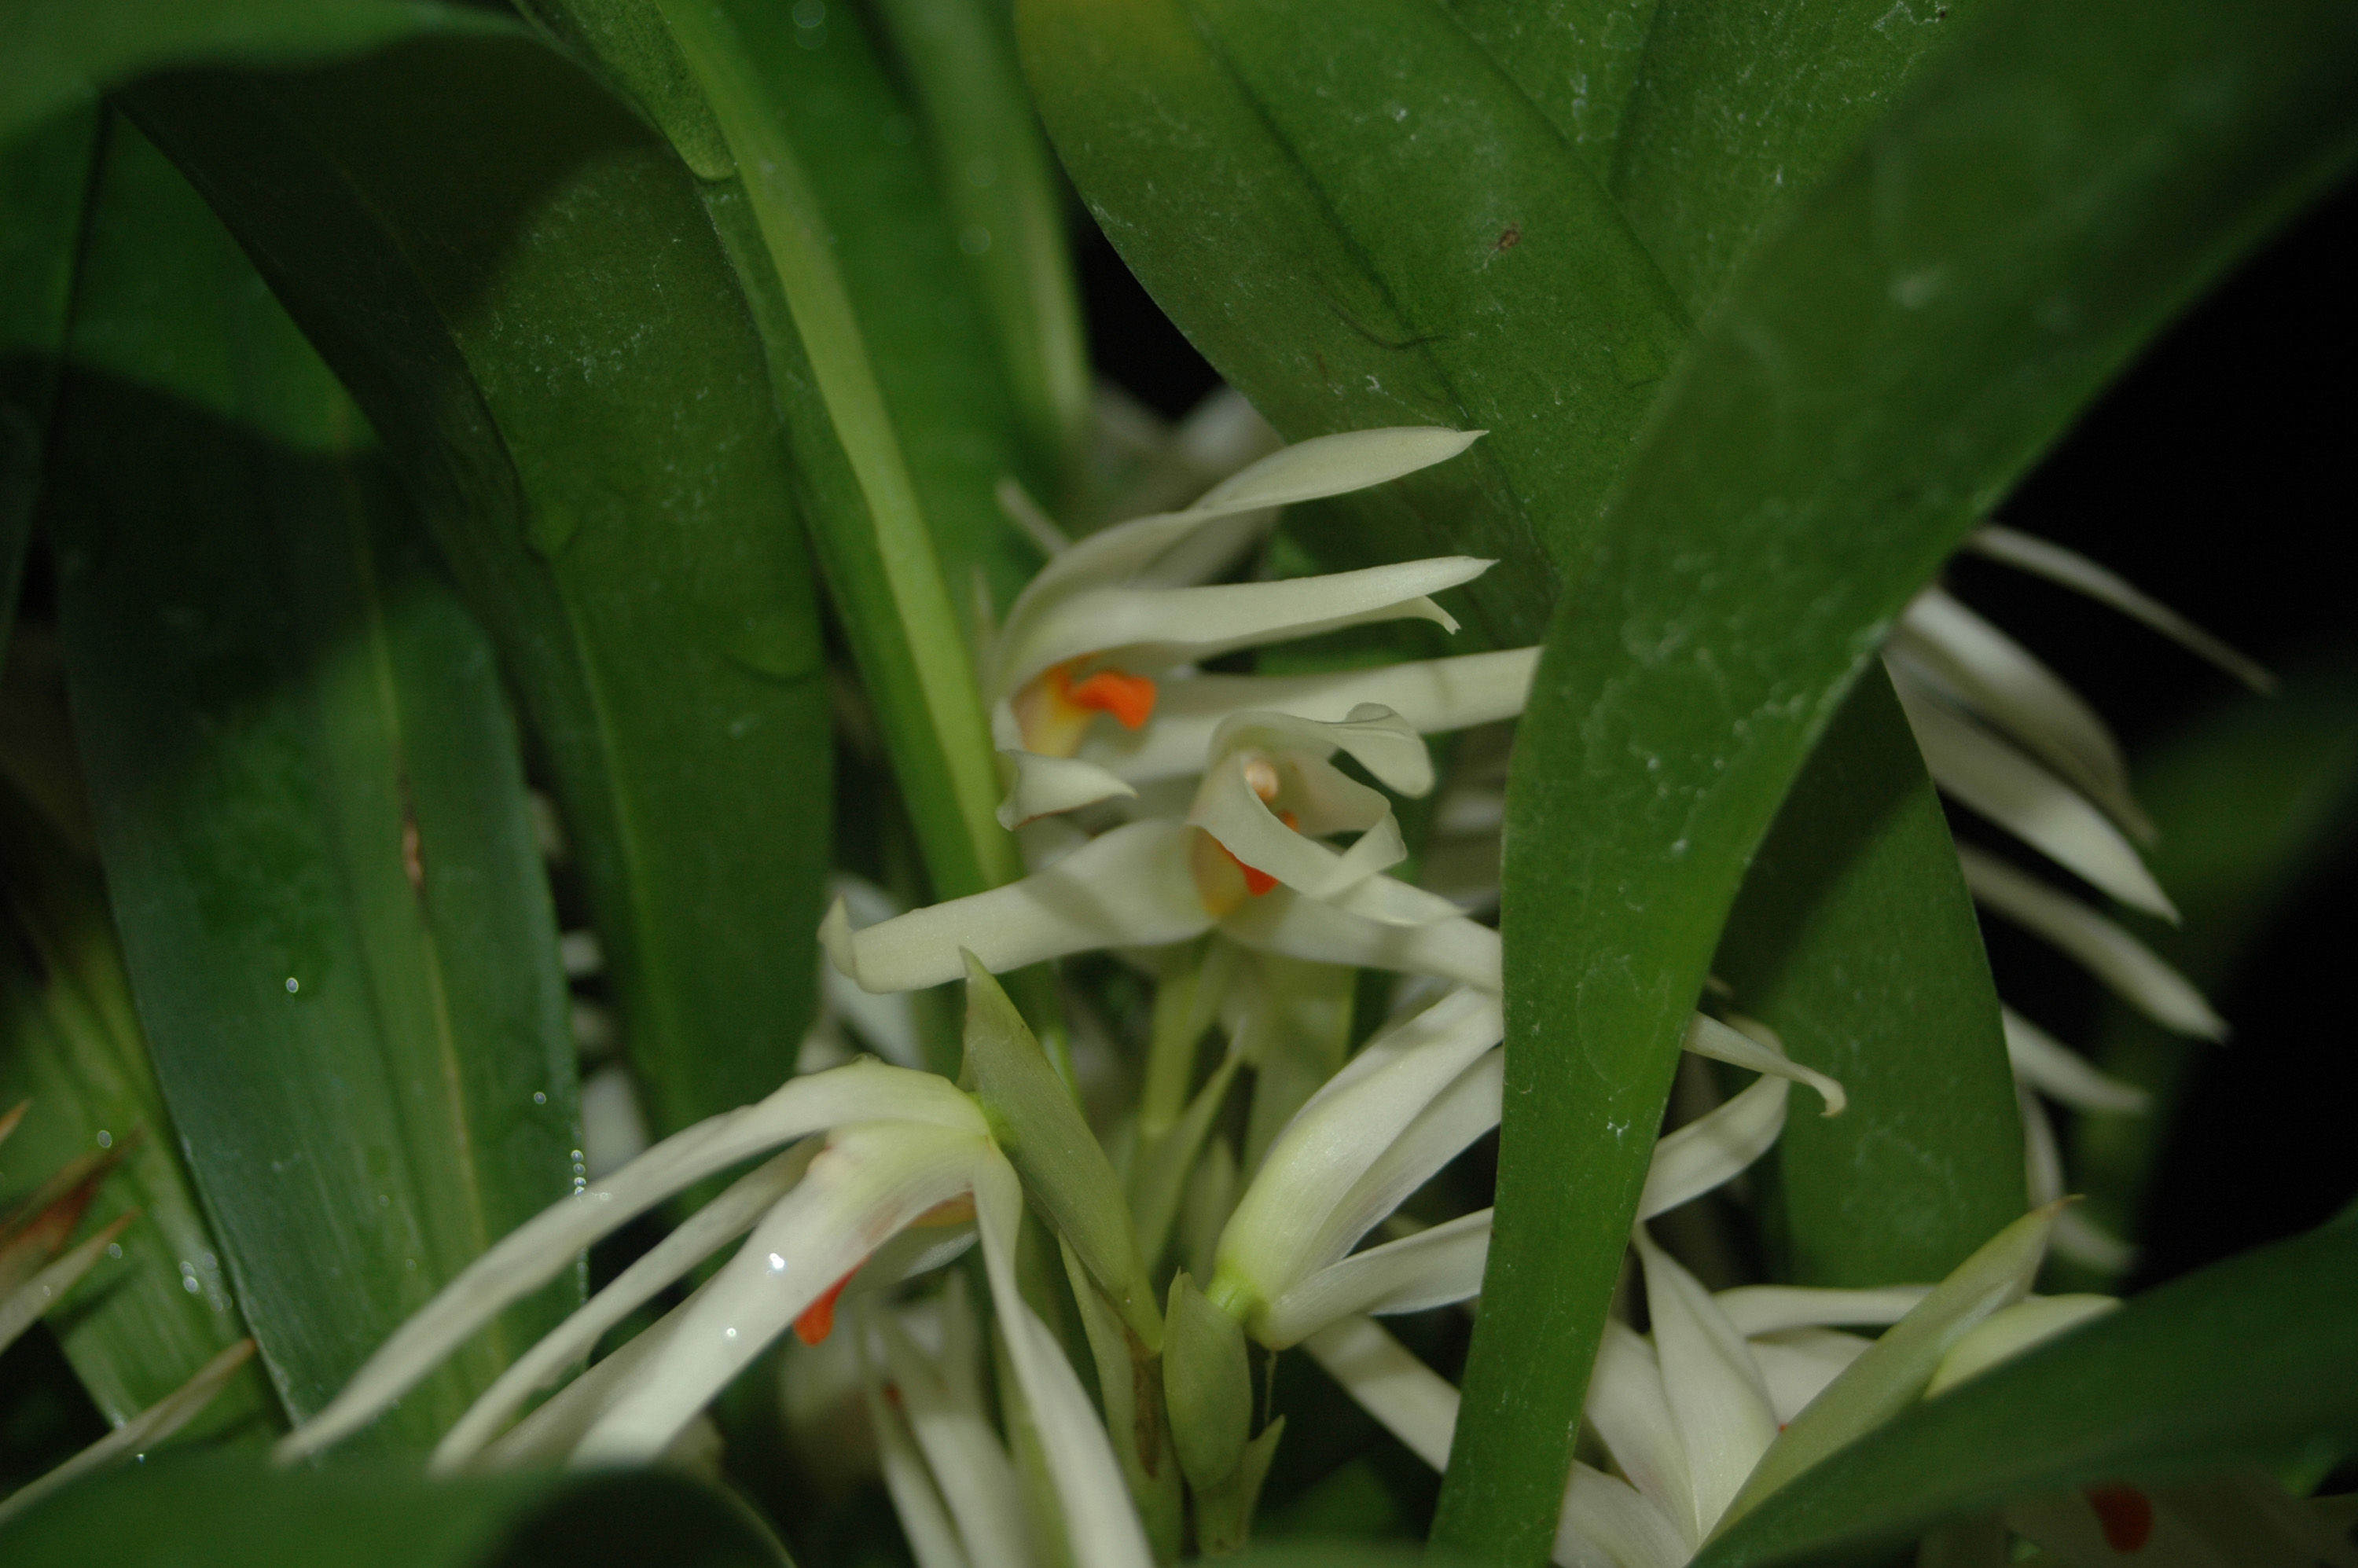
[2073,648,2358,1259]
[0,0,511,151]
[0,1450,791,1567]
[0,108,97,659]
[42,122,580,1441]
[1434,0,1658,182]
[1695,1221,2358,1566]
[1019,0,1694,645]
[1450,0,2358,1557]
[869,0,1093,498]
[1717,664,2024,1289]
[126,24,835,1134]
[0,782,274,1442]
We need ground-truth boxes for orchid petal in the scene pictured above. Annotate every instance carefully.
[876,1300,1035,1568]
[1899,684,2175,919]
[1588,1320,1699,1546]
[482,1276,708,1469]
[972,1149,1155,1568]
[1713,1285,1930,1337]
[1635,1228,1780,1540]
[1746,1328,1875,1425]
[861,1331,976,1568]
[0,1338,257,1528]
[1722,1203,2062,1529]
[1214,992,1501,1317]
[1083,648,1540,785]
[1299,1314,1459,1471]
[1637,1073,1788,1221]
[1206,706,1435,799]
[1194,426,1486,515]
[0,1212,134,1357]
[1684,1014,1846,1117]
[2002,1006,2151,1114]
[572,1122,990,1463]
[277,1059,982,1461]
[1968,525,2274,692]
[1559,1463,1693,1568]
[1926,1294,2120,1397]
[1000,556,1490,695]
[1190,754,1403,902]
[823,818,1212,993]
[1962,849,2225,1038]
[1264,1207,1493,1349]
[1309,1049,1502,1282]
[1890,591,2150,839]
[1218,883,1501,990]
[432,1146,812,1471]
[2021,1084,2065,1206]
[996,751,1137,828]
[2052,1206,2139,1276]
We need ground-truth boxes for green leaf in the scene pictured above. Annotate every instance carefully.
[41,121,580,1441]
[0,1450,792,1567]
[1717,663,2025,1288]
[0,0,510,152]
[0,784,275,1441]
[0,107,97,659]
[1432,0,1658,184]
[125,24,835,1135]
[2073,648,2358,1258]
[1450,0,2358,1557]
[1695,1221,2358,1566]
[1019,0,1694,644]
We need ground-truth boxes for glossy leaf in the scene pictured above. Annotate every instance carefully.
[1453,0,2358,1556]
[1717,664,2024,1289]
[0,782,275,1441]
[1020,0,1694,645]
[126,24,835,1133]
[42,122,580,1440]
[0,1450,791,1567]
[1695,1221,2358,1566]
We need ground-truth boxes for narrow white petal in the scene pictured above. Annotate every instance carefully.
[863,1339,977,1568]
[1218,883,1501,990]
[995,476,1070,559]
[1587,1320,1699,1548]
[1713,1285,1930,1338]
[823,818,1213,993]
[573,1122,990,1464]
[1298,1314,1459,1471]
[1293,986,1497,1122]
[0,1215,133,1356]
[876,1308,1034,1568]
[1684,1014,1846,1117]
[1206,706,1436,799]
[1890,592,2149,839]
[1189,754,1400,902]
[1746,1328,1874,1425]
[2051,1207,2139,1276]
[1559,1463,1696,1568]
[1637,1074,1788,1221]
[433,1147,811,1471]
[2002,1007,2151,1114]
[1087,649,1541,785]
[1265,1207,1493,1349]
[1967,525,2274,692]
[0,1339,257,1527]
[1193,427,1485,515]
[1635,1228,1780,1540]
[1899,685,2176,919]
[484,1277,707,1469]
[1217,994,1501,1313]
[995,751,1137,828]
[972,1151,1154,1568]
[1925,1294,2119,1397]
[277,1061,982,1461]
[2020,1085,2065,1206]
[1962,849,2225,1038]
[1309,1051,1503,1286]
[1001,557,1489,693]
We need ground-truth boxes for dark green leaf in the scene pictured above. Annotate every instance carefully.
[0,0,509,152]
[1717,663,2024,1288]
[0,782,274,1440]
[0,108,97,658]
[42,121,580,1441]
[1434,0,1658,184]
[1695,1221,2358,1566]
[126,25,835,1134]
[0,1450,792,1567]
[1019,0,1694,645]
[1452,0,2358,1557]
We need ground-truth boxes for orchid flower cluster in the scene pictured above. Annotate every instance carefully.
[270,421,2319,1568]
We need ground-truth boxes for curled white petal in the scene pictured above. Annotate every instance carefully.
[995,751,1137,828]
[1925,1294,2119,1397]
[1194,426,1486,515]
[823,818,1213,993]
[1684,1013,1846,1117]
[1309,1051,1502,1285]
[1713,1285,1930,1338]
[1637,1073,1788,1221]
[1218,883,1501,990]
[1967,525,2273,692]
[1898,683,2175,919]
[1263,1208,1493,1349]
[277,1059,982,1461]
[2002,1006,2151,1114]
[1961,848,2224,1039]
[1299,1314,1460,1471]
[1634,1228,1780,1541]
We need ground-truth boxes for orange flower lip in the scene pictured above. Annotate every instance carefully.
[1063,666,1158,729]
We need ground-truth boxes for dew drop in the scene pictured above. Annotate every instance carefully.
[95,1129,112,1149]
[285,976,299,993]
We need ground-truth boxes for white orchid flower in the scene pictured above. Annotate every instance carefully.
[274,1056,1151,1568]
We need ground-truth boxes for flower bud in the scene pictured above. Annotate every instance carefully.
[1162,1270,1251,1492]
